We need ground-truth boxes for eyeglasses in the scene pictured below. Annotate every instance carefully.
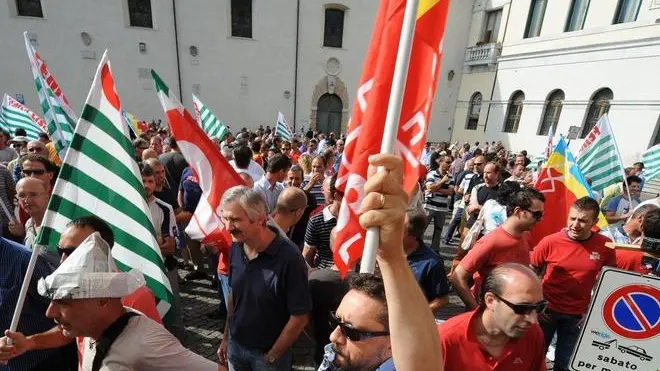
[493,293,548,315]
[22,169,46,176]
[522,208,544,221]
[329,312,389,342]
[57,246,76,257]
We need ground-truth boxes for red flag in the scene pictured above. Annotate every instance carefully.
[153,70,244,248]
[333,0,450,275]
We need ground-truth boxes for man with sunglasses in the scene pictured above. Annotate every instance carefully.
[531,197,616,371]
[439,263,547,371]
[452,188,545,310]
[20,155,55,193]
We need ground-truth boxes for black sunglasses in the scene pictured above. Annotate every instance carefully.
[493,293,548,315]
[522,208,544,221]
[22,169,46,176]
[329,312,389,342]
[57,246,76,257]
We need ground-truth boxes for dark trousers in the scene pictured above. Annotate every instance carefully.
[425,209,446,252]
[444,207,464,243]
[540,309,582,371]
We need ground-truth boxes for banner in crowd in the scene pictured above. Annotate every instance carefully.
[275,111,293,141]
[154,70,243,247]
[530,136,608,246]
[23,31,77,159]
[121,109,149,139]
[36,52,175,323]
[0,94,47,139]
[192,94,229,141]
[642,144,660,183]
[333,0,450,275]
[577,114,625,191]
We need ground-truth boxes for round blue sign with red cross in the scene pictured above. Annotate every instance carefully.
[602,284,660,340]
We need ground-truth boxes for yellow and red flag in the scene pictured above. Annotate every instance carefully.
[333,0,450,275]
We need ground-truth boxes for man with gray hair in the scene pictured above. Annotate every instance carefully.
[217,186,311,370]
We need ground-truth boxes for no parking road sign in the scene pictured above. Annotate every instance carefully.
[571,268,659,371]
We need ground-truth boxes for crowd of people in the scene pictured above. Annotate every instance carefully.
[0,123,658,371]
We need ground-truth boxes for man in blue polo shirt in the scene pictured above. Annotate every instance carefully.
[217,186,311,371]
[403,210,450,315]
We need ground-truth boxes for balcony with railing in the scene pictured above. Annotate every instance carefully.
[464,43,501,67]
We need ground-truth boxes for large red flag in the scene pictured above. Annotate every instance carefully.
[334,0,450,275]
[152,70,244,248]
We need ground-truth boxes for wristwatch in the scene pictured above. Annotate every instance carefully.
[266,354,278,364]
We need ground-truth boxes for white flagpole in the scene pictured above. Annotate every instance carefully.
[361,0,419,274]
[6,245,42,344]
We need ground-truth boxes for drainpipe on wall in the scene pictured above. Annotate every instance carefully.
[482,0,512,133]
[292,0,301,132]
[172,0,183,103]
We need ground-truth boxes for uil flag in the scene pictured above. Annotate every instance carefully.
[0,94,47,139]
[275,111,293,141]
[152,70,243,247]
[36,52,175,323]
[333,0,450,275]
[530,136,608,246]
[576,114,625,191]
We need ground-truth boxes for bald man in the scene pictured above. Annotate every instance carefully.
[142,148,159,161]
[438,263,547,371]
[12,178,50,248]
[271,187,308,234]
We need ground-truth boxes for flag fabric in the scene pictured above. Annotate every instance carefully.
[121,109,148,139]
[530,136,608,246]
[333,0,450,275]
[642,144,660,182]
[0,94,47,139]
[275,111,293,141]
[577,114,625,191]
[192,94,229,141]
[153,70,243,246]
[36,52,175,323]
[24,31,77,159]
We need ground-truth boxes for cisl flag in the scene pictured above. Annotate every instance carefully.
[333,0,450,275]
[152,70,244,247]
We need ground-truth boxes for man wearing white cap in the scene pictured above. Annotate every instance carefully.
[38,232,217,370]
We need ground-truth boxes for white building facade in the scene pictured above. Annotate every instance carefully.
[451,0,660,164]
[0,0,474,140]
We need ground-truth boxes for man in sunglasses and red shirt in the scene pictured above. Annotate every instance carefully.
[439,263,547,371]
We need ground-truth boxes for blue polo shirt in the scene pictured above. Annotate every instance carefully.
[229,229,312,351]
[407,241,450,301]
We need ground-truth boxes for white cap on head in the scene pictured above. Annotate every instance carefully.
[38,232,145,300]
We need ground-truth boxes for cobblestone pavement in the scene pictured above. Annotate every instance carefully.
[178,223,465,370]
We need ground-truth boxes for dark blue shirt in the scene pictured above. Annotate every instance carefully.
[407,241,450,302]
[0,239,60,371]
[178,167,202,212]
[229,229,312,351]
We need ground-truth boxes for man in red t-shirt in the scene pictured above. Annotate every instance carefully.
[438,263,547,371]
[531,197,616,371]
[452,188,546,310]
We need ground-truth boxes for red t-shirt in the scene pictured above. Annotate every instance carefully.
[459,227,531,296]
[438,310,546,371]
[531,230,616,315]
[615,249,650,275]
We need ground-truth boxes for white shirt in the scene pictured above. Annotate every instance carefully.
[229,159,265,182]
[147,198,177,239]
[253,176,285,213]
[80,309,217,371]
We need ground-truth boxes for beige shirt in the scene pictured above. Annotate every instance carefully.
[80,310,217,371]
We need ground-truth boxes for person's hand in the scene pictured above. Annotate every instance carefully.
[217,337,228,365]
[7,220,24,237]
[310,172,324,185]
[441,174,450,184]
[359,154,408,262]
[0,331,33,364]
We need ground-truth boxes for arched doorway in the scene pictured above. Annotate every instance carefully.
[316,93,343,134]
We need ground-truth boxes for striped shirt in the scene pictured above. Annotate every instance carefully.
[303,178,326,206]
[304,207,337,269]
[424,170,454,211]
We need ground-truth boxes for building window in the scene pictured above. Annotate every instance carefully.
[324,8,345,48]
[316,94,343,134]
[581,88,613,138]
[466,93,482,130]
[565,0,590,31]
[524,0,547,38]
[127,0,153,28]
[482,10,502,43]
[613,0,642,24]
[15,0,43,17]
[538,90,565,135]
[503,91,525,133]
[231,0,252,38]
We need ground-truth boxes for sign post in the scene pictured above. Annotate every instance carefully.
[570,268,659,371]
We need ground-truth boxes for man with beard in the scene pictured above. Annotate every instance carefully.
[439,263,547,371]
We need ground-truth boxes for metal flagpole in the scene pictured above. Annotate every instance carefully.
[361,0,420,274]
[6,245,42,344]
